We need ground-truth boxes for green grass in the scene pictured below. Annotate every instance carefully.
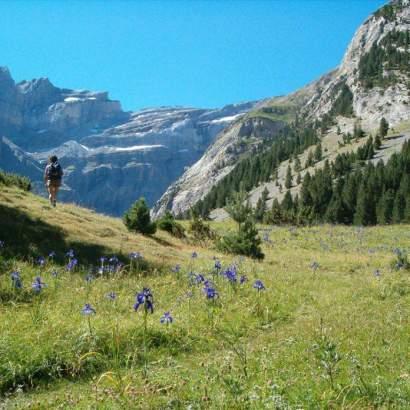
[247,102,297,124]
[1,187,410,409]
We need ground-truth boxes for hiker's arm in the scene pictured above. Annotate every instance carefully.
[43,167,48,184]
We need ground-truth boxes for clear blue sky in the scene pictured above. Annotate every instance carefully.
[0,0,386,111]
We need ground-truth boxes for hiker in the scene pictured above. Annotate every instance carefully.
[44,155,63,207]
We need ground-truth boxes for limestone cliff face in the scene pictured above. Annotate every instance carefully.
[31,104,255,216]
[0,68,127,150]
[301,0,410,128]
[153,0,410,217]
[0,68,256,215]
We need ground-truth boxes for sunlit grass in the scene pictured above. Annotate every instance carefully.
[1,187,409,408]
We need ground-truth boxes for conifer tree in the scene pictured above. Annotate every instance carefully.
[379,117,389,138]
[376,189,394,224]
[294,156,302,172]
[306,150,315,168]
[123,198,157,235]
[375,134,382,150]
[254,187,269,222]
[226,191,252,229]
[314,143,323,162]
[285,165,293,189]
[268,198,282,225]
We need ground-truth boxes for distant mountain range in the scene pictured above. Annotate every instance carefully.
[0,65,256,215]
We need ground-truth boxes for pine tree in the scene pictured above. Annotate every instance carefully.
[285,165,293,189]
[254,187,269,222]
[306,150,315,168]
[375,134,382,150]
[226,191,252,228]
[296,173,302,185]
[294,156,302,172]
[379,117,389,138]
[268,198,282,225]
[123,198,157,235]
[314,143,323,162]
[392,191,406,223]
[376,189,394,224]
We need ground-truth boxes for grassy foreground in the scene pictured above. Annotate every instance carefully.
[0,186,409,409]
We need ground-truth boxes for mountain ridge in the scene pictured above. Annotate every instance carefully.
[152,0,410,218]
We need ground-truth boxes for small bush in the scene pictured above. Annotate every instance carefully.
[189,214,215,242]
[157,211,185,238]
[0,170,31,191]
[123,198,156,235]
[218,219,264,260]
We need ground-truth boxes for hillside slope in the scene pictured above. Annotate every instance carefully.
[1,184,410,408]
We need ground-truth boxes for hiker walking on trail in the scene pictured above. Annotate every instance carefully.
[44,155,63,207]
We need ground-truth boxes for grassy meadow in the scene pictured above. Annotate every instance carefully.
[0,185,409,409]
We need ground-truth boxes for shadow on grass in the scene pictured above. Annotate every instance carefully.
[0,204,117,265]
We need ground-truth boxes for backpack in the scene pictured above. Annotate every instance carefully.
[47,162,62,180]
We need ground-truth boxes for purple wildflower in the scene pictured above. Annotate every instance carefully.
[32,276,46,293]
[204,286,218,300]
[253,280,265,291]
[223,266,237,283]
[160,311,173,324]
[85,273,94,283]
[48,251,56,259]
[240,275,247,284]
[134,288,154,313]
[106,291,117,301]
[191,251,198,259]
[11,271,23,289]
[129,252,142,260]
[66,258,78,271]
[66,249,75,259]
[81,303,96,315]
[36,256,46,267]
[171,264,181,273]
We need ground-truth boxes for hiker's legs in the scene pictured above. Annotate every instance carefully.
[54,185,60,202]
[49,185,57,202]
[47,183,53,203]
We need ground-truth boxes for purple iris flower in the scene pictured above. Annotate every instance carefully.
[66,258,78,271]
[11,271,22,289]
[129,252,142,260]
[204,286,218,299]
[106,292,117,301]
[240,275,247,284]
[160,312,173,324]
[253,280,265,291]
[223,266,237,283]
[191,251,198,259]
[81,303,96,315]
[66,249,75,259]
[48,251,56,259]
[171,264,181,273]
[32,276,46,293]
[134,288,154,313]
[214,260,222,271]
[36,256,46,267]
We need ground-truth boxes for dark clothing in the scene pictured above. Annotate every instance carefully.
[44,162,63,182]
